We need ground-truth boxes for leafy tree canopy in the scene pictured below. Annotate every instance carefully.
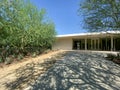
[79,0,120,32]
[0,0,56,62]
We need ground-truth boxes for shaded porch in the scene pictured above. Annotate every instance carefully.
[72,36,120,51]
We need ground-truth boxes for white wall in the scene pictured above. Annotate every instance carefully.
[52,37,72,50]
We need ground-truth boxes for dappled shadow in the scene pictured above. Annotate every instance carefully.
[31,51,120,90]
[5,53,65,90]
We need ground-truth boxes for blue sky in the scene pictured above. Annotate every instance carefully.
[30,0,86,35]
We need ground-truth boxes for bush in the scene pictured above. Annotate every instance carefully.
[5,57,13,65]
[0,57,3,63]
[106,53,116,60]
[32,52,37,58]
[106,52,120,65]
[17,54,24,61]
[0,0,56,64]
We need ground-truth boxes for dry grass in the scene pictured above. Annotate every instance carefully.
[0,50,65,90]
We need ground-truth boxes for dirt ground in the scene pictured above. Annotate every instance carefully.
[0,50,65,90]
[31,51,120,90]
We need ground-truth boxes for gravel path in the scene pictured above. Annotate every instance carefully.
[31,51,120,90]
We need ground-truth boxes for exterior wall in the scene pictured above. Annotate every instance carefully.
[52,33,120,51]
[52,37,72,50]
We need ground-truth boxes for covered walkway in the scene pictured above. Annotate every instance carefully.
[52,31,120,51]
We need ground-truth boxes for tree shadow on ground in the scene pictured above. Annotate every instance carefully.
[31,51,120,90]
[5,53,65,90]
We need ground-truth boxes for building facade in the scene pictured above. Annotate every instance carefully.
[52,31,120,51]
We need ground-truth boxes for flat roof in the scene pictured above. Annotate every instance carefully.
[57,31,120,38]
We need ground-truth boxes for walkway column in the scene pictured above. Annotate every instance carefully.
[98,39,99,50]
[91,39,92,50]
[101,39,102,50]
[94,39,96,50]
[111,36,113,51]
[85,38,87,50]
[113,37,116,51]
[106,38,107,50]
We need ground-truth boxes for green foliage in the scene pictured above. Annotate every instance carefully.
[5,57,13,65]
[17,54,24,61]
[106,53,116,60]
[0,57,3,63]
[32,52,37,58]
[0,0,56,63]
[79,0,120,32]
[106,52,120,65]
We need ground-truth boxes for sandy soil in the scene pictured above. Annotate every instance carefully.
[0,50,65,90]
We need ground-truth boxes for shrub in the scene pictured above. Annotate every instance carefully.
[106,53,116,60]
[0,57,3,63]
[106,52,120,65]
[17,54,24,61]
[0,0,56,64]
[32,52,37,58]
[5,57,13,65]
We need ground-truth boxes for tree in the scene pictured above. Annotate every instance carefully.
[79,0,120,32]
[0,0,56,62]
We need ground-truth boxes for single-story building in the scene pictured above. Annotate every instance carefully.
[52,31,120,51]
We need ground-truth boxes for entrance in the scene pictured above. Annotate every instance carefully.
[100,38,111,51]
[73,39,85,50]
[72,37,120,51]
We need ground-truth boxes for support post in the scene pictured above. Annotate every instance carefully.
[106,38,107,50]
[94,39,96,50]
[91,39,92,50]
[98,39,99,50]
[85,38,87,50]
[101,39,102,50]
[111,36,113,51]
[113,38,116,51]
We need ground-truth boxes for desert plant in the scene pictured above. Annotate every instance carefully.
[116,53,120,59]
[17,54,24,61]
[5,57,13,65]
[32,52,37,58]
[113,52,120,64]
[0,0,56,63]
[106,53,116,61]
[0,57,3,63]
[106,52,120,65]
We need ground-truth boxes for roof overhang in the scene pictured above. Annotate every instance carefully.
[56,31,120,38]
